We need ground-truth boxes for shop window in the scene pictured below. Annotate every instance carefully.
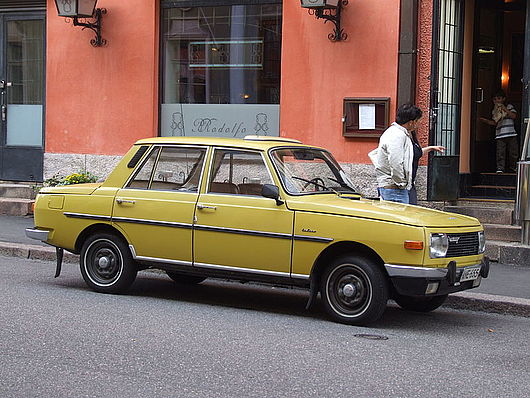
[160,3,282,138]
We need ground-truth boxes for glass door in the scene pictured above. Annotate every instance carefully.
[0,13,45,181]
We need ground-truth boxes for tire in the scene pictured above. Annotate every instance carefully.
[165,271,206,285]
[80,233,137,294]
[320,255,388,326]
[394,294,448,312]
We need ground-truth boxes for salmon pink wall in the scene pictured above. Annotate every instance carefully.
[280,0,401,163]
[46,0,159,155]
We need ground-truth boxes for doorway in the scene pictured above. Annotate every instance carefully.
[0,12,45,182]
[466,0,526,199]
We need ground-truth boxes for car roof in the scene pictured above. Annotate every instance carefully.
[134,136,325,151]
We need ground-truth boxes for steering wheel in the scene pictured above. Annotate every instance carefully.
[303,177,325,191]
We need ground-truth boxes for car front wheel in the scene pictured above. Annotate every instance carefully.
[394,294,448,312]
[80,233,137,294]
[320,255,388,325]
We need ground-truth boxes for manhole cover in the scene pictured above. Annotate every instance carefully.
[353,333,388,340]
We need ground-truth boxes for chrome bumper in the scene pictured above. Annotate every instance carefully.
[384,261,487,279]
[25,228,49,242]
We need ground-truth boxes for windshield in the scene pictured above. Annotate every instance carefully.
[270,147,359,195]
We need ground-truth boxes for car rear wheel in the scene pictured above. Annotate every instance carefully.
[80,233,137,294]
[394,294,448,312]
[320,255,388,325]
[165,271,206,285]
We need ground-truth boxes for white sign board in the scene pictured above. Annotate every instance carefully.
[161,104,280,138]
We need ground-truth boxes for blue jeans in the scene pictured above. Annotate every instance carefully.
[379,187,410,204]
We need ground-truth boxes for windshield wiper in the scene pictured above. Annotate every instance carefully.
[326,177,361,195]
[291,176,341,196]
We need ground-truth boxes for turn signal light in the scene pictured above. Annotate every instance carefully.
[404,240,424,250]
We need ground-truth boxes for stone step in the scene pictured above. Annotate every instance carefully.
[445,205,513,225]
[0,198,34,216]
[484,223,521,242]
[485,240,530,266]
[0,184,36,200]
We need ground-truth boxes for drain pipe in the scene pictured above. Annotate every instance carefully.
[515,121,530,245]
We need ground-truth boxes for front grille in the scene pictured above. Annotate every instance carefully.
[446,232,479,257]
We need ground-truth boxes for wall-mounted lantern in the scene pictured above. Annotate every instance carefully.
[54,0,107,47]
[300,0,348,42]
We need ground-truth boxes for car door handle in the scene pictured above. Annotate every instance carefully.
[197,204,216,210]
[116,198,136,205]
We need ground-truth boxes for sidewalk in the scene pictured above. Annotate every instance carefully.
[2,215,530,317]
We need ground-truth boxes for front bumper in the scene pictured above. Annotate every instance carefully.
[25,227,49,242]
[385,257,490,297]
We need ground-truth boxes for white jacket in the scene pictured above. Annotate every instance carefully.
[369,122,414,190]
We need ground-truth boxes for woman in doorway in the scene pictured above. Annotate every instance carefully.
[371,104,444,204]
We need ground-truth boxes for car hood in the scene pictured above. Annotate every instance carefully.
[286,194,481,228]
[38,183,102,195]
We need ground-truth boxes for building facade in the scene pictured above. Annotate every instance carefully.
[1,0,529,202]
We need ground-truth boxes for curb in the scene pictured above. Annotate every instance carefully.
[445,292,530,317]
[2,240,529,317]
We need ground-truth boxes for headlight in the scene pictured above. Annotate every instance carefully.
[478,231,486,253]
[430,233,449,258]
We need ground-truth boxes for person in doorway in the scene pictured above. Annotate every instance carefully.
[370,104,444,204]
[479,90,518,173]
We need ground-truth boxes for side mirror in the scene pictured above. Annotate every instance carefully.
[261,184,284,206]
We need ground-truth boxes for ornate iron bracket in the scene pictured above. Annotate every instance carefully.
[308,0,348,42]
[70,8,107,47]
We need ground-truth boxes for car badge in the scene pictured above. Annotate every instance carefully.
[302,228,316,233]
[448,236,460,244]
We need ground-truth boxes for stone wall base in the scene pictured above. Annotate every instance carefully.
[44,153,439,207]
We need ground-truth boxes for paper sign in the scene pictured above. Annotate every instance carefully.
[359,103,376,130]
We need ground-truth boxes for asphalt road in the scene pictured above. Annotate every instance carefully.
[1,256,530,398]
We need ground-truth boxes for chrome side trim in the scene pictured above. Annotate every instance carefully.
[63,212,112,221]
[113,217,193,229]
[129,245,193,267]
[291,273,310,280]
[195,262,292,278]
[194,224,292,240]
[384,264,449,279]
[25,228,49,242]
[293,235,333,243]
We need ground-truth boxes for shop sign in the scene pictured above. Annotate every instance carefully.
[161,104,279,138]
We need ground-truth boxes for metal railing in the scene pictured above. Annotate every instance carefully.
[515,121,530,245]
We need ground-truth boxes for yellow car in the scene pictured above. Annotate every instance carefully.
[26,136,489,325]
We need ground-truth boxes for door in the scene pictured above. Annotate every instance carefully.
[112,145,206,264]
[428,0,465,200]
[0,13,45,181]
[471,0,504,173]
[193,148,293,275]
[522,0,530,144]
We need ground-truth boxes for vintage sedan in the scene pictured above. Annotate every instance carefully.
[26,136,489,325]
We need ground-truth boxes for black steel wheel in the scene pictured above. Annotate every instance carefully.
[165,271,206,285]
[394,294,448,312]
[320,255,388,325]
[80,233,137,293]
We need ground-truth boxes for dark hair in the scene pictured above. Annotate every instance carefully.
[494,89,506,98]
[396,103,423,125]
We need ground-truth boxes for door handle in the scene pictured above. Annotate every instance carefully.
[197,204,216,210]
[1,105,5,122]
[475,87,484,103]
[116,198,136,205]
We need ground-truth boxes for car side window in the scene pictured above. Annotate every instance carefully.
[150,147,206,192]
[126,147,160,189]
[209,149,272,196]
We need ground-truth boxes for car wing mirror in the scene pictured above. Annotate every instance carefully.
[261,184,284,206]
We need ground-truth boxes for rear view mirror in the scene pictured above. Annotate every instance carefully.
[261,184,284,206]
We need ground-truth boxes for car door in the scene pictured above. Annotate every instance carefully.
[112,145,207,264]
[193,148,294,275]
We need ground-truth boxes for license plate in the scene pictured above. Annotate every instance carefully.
[460,266,481,282]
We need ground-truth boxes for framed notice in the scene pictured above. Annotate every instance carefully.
[342,98,390,138]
